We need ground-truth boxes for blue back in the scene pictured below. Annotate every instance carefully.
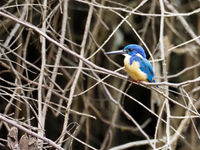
[129,54,156,83]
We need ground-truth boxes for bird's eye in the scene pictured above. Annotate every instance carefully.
[124,48,132,53]
[126,49,132,53]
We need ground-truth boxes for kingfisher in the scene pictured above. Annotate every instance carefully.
[105,44,156,84]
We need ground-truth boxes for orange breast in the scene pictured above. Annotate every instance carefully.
[123,54,148,81]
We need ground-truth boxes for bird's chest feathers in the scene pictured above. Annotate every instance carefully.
[124,55,147,81]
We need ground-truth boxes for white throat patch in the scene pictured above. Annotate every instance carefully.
[123,54,129,57]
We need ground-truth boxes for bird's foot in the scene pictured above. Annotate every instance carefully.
[137,80,140,84]
[130,79,140,85]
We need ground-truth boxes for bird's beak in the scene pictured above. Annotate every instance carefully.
[104,50,125,55]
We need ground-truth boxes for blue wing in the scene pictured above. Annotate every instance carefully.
[130,55,156,83]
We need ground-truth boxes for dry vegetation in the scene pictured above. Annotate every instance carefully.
[0,0,200,150]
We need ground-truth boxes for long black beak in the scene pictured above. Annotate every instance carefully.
[104,50,125,55]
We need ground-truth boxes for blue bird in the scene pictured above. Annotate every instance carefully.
[105,44,156,84]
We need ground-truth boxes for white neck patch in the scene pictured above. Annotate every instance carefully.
[136,53,143,58]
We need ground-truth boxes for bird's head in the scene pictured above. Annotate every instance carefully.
[123,44,146,58]
[105,44,146,58]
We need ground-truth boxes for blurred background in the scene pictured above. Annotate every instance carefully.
[0,0,200,149]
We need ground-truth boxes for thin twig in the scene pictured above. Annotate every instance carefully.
[0,114,64,150]
[58,3,94,145]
